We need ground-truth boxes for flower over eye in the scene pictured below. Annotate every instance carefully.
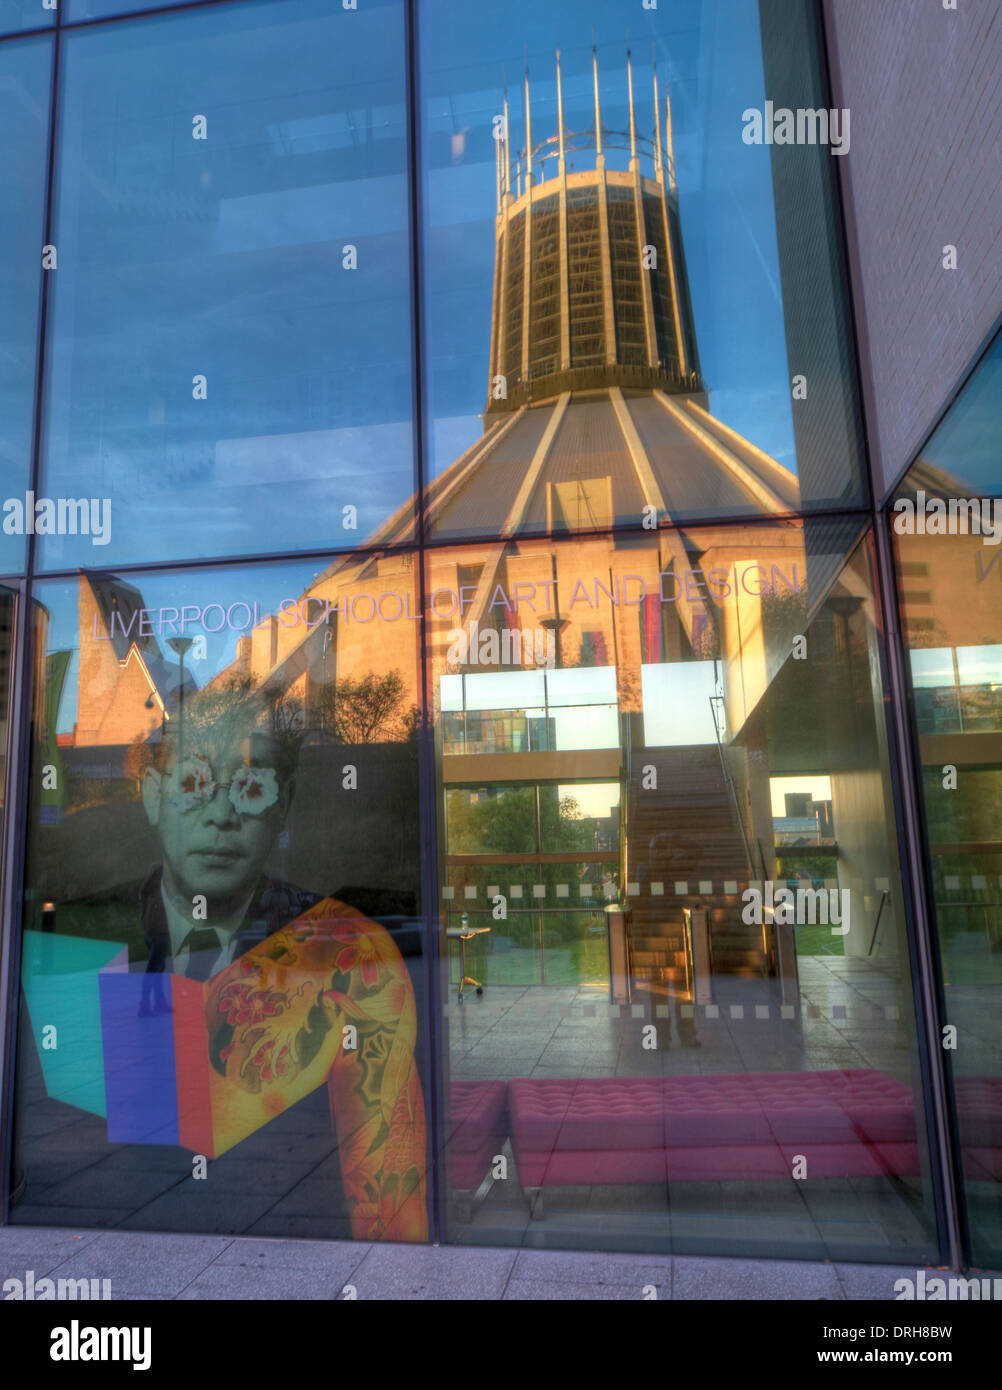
[175,756,216,812]
[229,765,279,816]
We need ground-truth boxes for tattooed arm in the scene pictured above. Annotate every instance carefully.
[204,898,427,1242]
[324,922,428,1243]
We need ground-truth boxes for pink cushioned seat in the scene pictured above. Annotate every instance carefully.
[508,1070,926,1190]
[448,1080,507,1192]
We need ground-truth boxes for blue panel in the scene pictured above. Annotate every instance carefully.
[100,970,180,1146]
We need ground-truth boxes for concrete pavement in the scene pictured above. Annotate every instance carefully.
[0,1224,942,1300]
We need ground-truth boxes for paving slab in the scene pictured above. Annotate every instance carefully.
[503,1278,648,1300]
[510,1249,671,1289]
[175,1264,343,1301]
[834,1263,981,1300]
[210,1238,370,1284]
[673,1255,844,1300]
[0,1225,102,1253]
[1,1225,970,1301]
[348,1243,517,1300]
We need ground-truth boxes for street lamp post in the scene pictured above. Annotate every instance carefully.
[167,636,194,765]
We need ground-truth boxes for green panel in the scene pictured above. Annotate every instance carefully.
[21,930,128,1117]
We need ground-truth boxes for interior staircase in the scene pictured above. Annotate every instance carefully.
[624,744,774,1004]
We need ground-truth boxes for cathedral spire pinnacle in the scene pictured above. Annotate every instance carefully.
[524,58,533,185]
[627,45,638,169]
[665,70,677,191]
[502,85,511,204]
[593,43,603,162]
[653,50,664,186]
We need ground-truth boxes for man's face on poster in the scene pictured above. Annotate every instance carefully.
[142,725,294,909]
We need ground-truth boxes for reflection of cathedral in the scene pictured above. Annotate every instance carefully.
[278,48,811,762]
[73,51,888,1015]
[48,47,914,1259]
[394,46,800,541]
[74,47,809,731]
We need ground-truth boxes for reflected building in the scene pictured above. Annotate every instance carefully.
[403,46,799,540]
[71,51,889,1025]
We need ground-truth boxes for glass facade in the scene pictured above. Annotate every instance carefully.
[892,328,1002,1270]
[0,1,53,36]
[0,0,994,1272]
[430,522,935,1258]
[0,33,50,575]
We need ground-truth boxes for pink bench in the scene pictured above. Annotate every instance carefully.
[447,1071,1001,1219]
[507,1070,1002,1213]
[447,1081,508,1208]
[508,1070,923,1211]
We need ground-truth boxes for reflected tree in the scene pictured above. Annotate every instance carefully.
[311,669,419,744]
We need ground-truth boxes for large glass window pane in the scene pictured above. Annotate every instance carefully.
[0,2,53,35]
[0,34,50,575]
[11,550,429,1241]
[429,522,936,1261]
[68,0,192,19]
[418,0,865,545]
[901,330,1002,505]
[893,328,1002,1268]
[38,0,414,569]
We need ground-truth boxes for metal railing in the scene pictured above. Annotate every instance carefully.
[506,127,676,200]
[708,693,754,876]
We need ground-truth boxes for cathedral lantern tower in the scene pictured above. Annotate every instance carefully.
[487,46,703,415]
[315,45,801,542]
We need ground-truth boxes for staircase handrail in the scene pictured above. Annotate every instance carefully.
[708,694,754,877]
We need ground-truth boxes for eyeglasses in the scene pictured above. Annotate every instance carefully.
[164,755,281,816]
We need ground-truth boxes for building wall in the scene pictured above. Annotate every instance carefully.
[823,0,1002,499]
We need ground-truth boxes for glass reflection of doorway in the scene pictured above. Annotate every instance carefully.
[443,781,619,991]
